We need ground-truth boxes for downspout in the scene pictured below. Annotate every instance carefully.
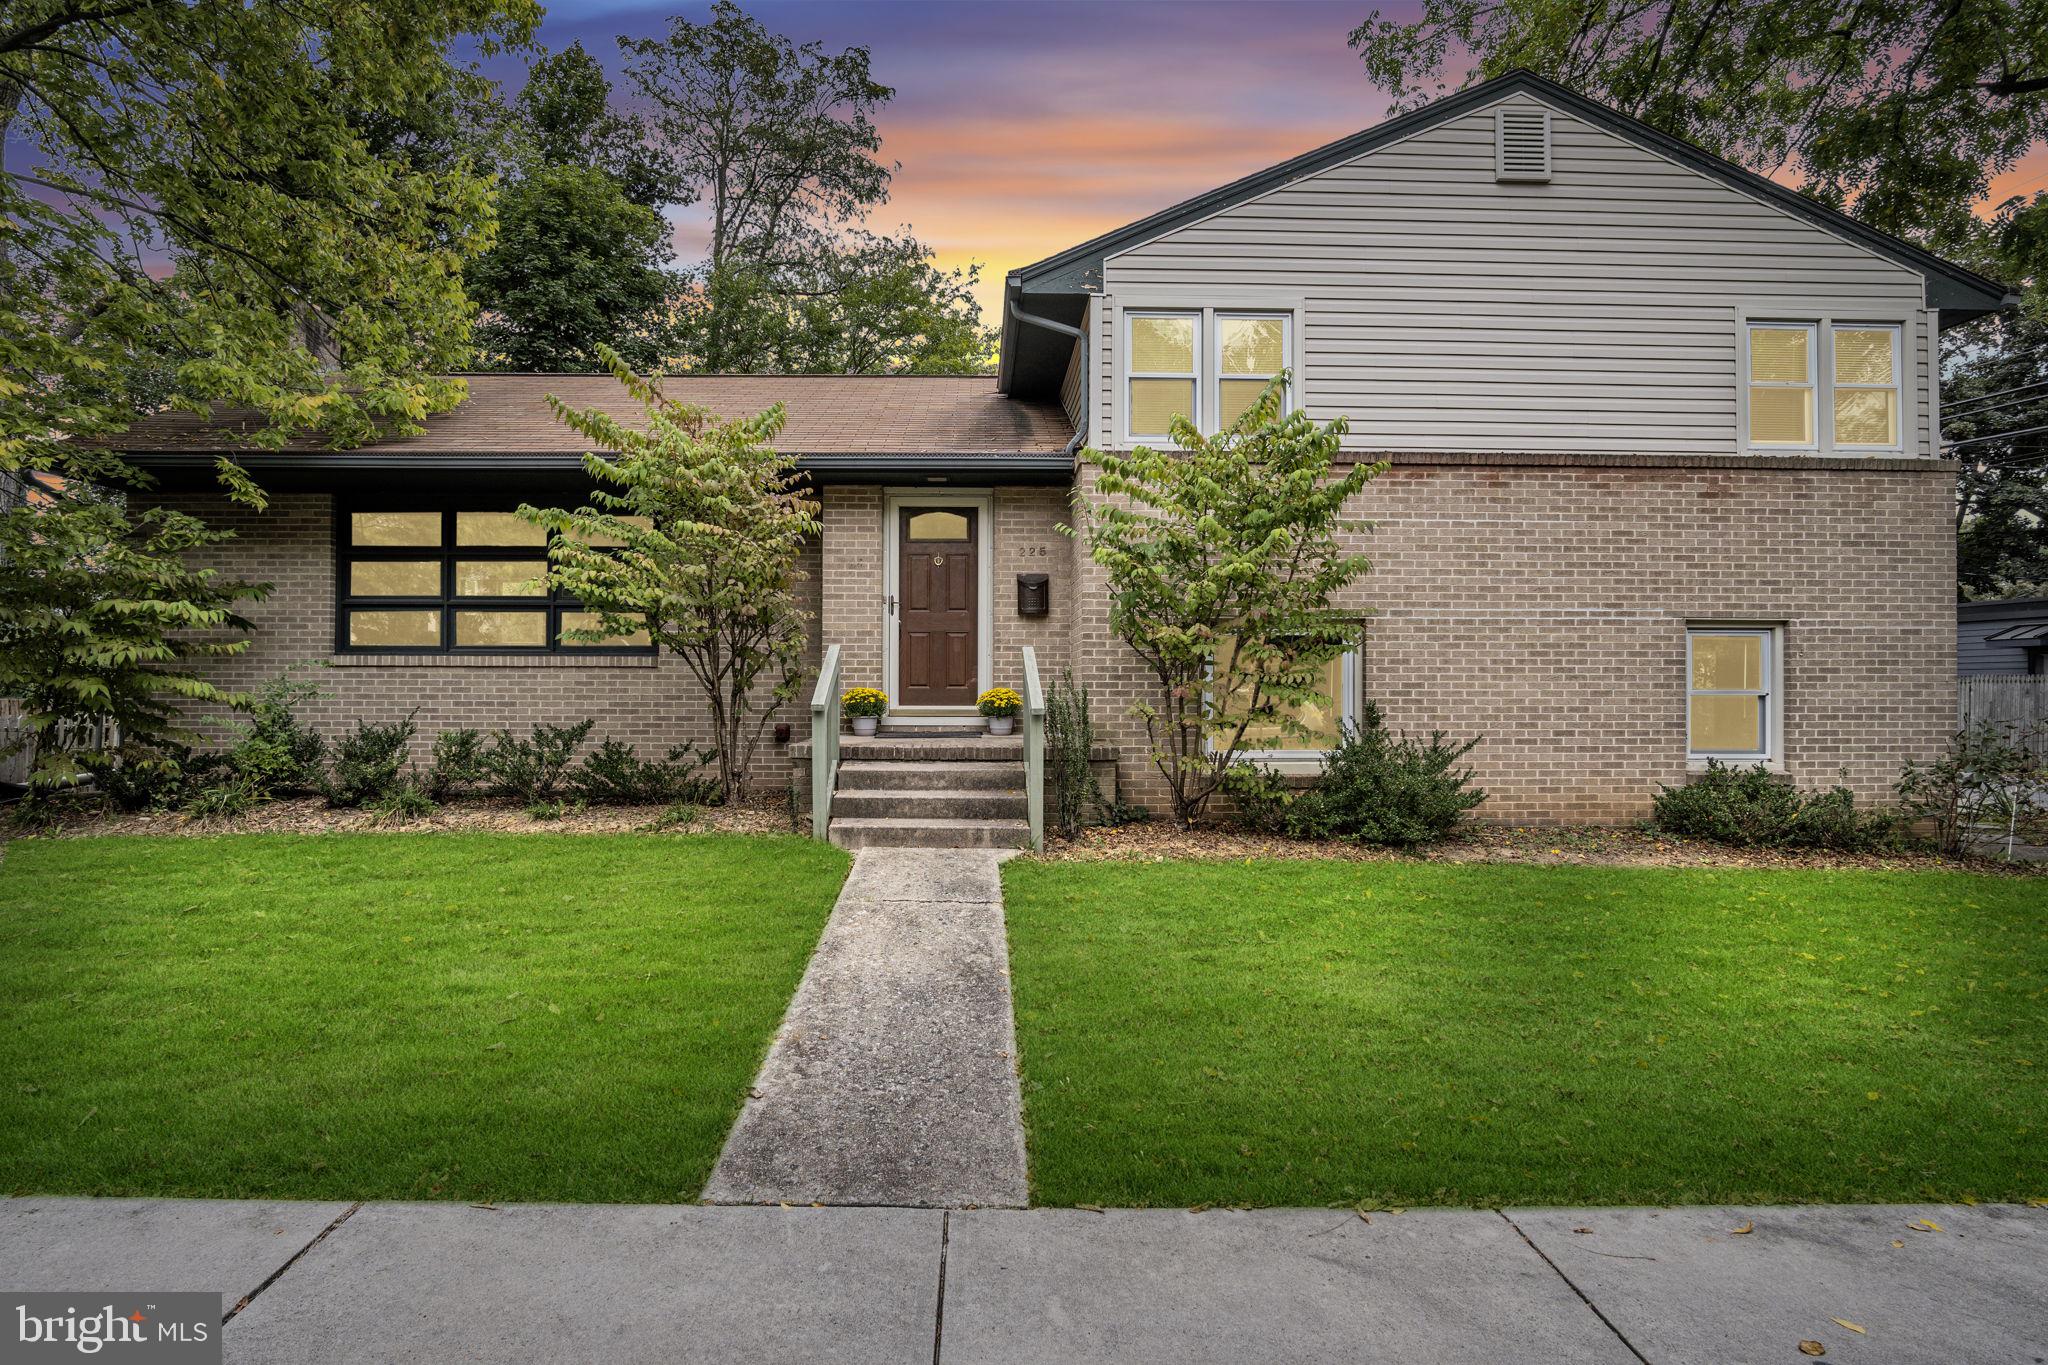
[1005,299,1091,458]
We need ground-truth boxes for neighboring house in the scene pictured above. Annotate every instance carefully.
[1959,598,2048,676]
[110,71,2007,827]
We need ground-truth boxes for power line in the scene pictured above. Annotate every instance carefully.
[1945,376,2048,415]
[1944,387,2048,423]
[1945,422,2048,450]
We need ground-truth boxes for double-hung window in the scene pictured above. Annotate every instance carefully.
[340,507,653,654]
[1746,320,1902,451]
[1127,313,1200,441]
[1124,309,1292,441]
[1686,626,1777,762]
[1216,315,1289,429]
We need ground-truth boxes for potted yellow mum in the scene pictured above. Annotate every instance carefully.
[842,687,887,736]
[978,687,1022,736]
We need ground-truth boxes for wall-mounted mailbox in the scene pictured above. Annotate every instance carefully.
[1016,573,1050,617]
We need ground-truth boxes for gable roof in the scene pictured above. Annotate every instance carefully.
[108,373,1075,476]
[999,69,2014,395]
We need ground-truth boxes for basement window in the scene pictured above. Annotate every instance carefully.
[1687,626,1779,763]
[338,506,653,655]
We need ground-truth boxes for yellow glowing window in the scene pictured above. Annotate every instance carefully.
[1832,326,1900,446]
[1128,312,1198,437]
[1217,314,1289,430]
[1213,635,1353,754]
[1747,325,1814,446]
[1687,628,1774,758]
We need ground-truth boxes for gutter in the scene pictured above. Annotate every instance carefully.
[116,448,1078,483]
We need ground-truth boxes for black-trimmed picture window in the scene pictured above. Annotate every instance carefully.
[340,508,653,654]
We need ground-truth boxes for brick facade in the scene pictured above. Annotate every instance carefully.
[156,491,822,793]
[158,456,1955,826]
[1072,457,1958,824]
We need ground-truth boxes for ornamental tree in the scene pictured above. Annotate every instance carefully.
[0,481,263,788]
[1072,376,1382,824]
[519,348,819,803]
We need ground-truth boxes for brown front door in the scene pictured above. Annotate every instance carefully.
[898,506,978,707]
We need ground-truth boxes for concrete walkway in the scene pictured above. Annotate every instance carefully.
[3,1198,2041,1363]
[702,849,1029,1208]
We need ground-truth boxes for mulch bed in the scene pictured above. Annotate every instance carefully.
[13,794,799,841]
[1039,820,2044,876]
[10,797,2038,876]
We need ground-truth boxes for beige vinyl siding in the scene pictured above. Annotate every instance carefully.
[1101,93,1935,457]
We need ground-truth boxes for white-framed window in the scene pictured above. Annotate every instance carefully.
[1120,304,1298,443]
[1744,317,1905,452]
[1686,626,1779,762]
[1211,637,1360,762]
[1126,311,1199,440]
[1215,313,1290,429]
[1831,324,1902,448]
[1746,323,1816,448]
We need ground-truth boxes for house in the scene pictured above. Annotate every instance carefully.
[1959,598,2048,676]
[112,71,2006,839]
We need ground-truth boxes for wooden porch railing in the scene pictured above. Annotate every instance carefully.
[810,644,843,840]
[1021,645,1046,852]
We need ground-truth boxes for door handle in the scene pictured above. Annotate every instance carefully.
[885,594,898,616]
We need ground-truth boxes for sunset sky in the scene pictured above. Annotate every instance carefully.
[497,0,1432,319]
[503,0,2048,324]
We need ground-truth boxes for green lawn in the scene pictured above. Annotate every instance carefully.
[1004,859,2046,1209]
[0,834,848,1203]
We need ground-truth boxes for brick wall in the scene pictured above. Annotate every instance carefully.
[154,491,821,791]
[156,459,1957,826]
[1070,457,1958,824]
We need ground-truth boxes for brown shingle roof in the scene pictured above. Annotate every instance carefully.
[109,374,1074,455]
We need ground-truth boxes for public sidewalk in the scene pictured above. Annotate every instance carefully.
[2,1196,2041,1363]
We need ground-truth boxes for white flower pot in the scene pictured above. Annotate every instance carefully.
[987,716,1015,736]
[851,716,878,737]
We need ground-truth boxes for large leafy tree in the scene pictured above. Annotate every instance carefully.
[1073,379,1381,825]
[621,1,992,373]
[1,0,537,783]
[1348,0,2048,598]
[2,0,539,462]
[520,349,819,803]
[468,42,680,373]
[471,165,680,372]
[512,40,675,209]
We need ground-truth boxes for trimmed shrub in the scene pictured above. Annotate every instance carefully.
[324,713,418,808]
[483,719,595,803]
[227,672,326,795]
[428,727,487,800]
[83,744,200,811]
[570,739,719,805]
[1652,760,1894,851]
[1261,704,1486,847]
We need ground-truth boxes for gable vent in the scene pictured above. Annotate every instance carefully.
[1495,106,1552,182]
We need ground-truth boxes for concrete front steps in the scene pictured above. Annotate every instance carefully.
[788,733,1119,851]
[824,744,1029,850]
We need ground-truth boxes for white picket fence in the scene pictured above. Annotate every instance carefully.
[1959,675,2048,760]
